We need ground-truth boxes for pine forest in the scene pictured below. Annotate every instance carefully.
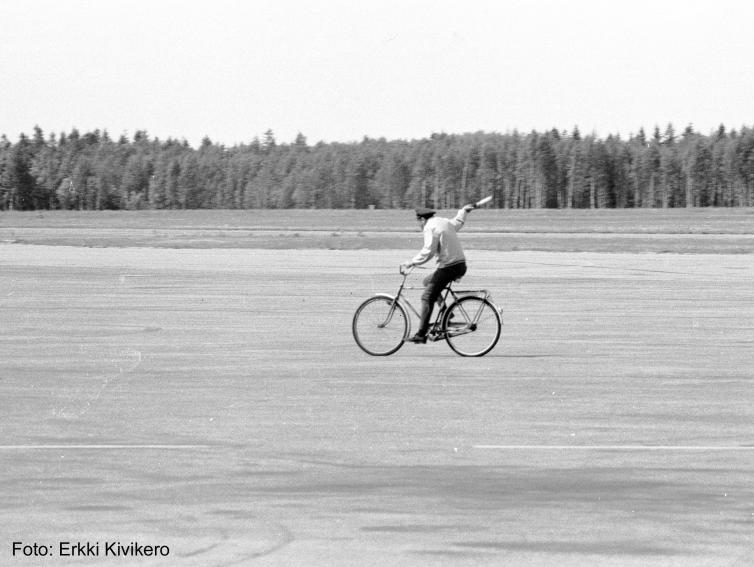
[1,124,753,212]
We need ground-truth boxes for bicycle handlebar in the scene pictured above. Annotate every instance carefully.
[399,264,432,275]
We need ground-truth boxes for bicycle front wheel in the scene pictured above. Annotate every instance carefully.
[352,296,408,356]
[443,297,501,357]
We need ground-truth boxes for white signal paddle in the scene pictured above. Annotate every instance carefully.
[474,195,492,208]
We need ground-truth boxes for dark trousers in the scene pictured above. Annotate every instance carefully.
[417,261,467,336]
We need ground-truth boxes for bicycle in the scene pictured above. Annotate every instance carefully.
[352,266,503,357]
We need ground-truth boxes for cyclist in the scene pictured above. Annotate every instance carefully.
[400,204,475,344]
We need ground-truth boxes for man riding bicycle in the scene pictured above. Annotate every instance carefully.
[400,203,476,344]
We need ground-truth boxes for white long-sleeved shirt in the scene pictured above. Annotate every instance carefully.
[409,208,469,268]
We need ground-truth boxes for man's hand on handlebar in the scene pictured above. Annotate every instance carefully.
[399,262,413,275]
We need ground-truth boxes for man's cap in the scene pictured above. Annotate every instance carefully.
[415,207,436,219]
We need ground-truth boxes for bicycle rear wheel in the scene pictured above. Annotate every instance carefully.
[443,296,501,356]
[352,296,408,356]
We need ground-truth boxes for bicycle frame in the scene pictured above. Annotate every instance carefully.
[381,268,498,341]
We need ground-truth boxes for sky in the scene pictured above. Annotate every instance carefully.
[1,0,752,147]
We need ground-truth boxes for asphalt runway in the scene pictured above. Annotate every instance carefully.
[1,244,753,566]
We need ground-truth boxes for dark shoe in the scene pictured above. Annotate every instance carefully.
[407,333,427,344]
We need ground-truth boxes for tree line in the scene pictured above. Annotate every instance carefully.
[1,124,753,211]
